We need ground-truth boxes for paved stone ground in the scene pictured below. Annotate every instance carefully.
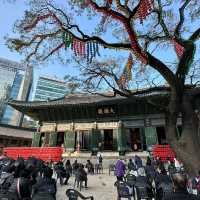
[56,170,117,200]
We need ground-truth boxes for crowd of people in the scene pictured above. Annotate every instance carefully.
[0,155,57,200]
[0,152,199,200]
[114,155,200,199]
[0,153,103,199]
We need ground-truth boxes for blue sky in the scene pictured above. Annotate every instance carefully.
[1,0,199,94]
[0,1,79,92]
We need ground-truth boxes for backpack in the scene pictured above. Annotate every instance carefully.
[43,183,56,195]
[37,179,56,195]
[196,176,200,192]
[0,172,14,193]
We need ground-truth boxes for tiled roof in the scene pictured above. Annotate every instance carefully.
[0,124,33,139]
[8,93,126,108]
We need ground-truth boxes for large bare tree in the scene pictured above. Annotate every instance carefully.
[6,0,200,174]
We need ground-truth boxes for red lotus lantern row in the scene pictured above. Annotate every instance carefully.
[63,31,100,63]
[136,0,154,24]
[172,39,184,58]
[78,0,113,8]
[126,53,133,81]
[24,13,53,31]
[118,53,134,89]
[107,0,113,5]
[72,39,86,57]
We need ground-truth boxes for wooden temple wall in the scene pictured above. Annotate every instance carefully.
[32,115,171,153]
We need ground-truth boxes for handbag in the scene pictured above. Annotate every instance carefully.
[17,178,22,200]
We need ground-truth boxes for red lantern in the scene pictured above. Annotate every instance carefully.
[172,39,184,58]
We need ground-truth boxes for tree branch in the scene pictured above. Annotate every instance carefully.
[174,0,192,38]
[189,27,200,41]
[88,0,127,22]
[26,38,43,62]
[42,42,65,61]
[147,52,176,89]
[115,0,131,17]
[155,0,170,36]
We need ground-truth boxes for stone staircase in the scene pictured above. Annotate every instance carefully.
[62,151,149,168]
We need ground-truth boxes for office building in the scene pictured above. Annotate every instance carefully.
[0,58,33,126]
[34,76,68,101]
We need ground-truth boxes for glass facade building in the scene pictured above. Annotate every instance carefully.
[34,76,68,101]
[0,58,33,126]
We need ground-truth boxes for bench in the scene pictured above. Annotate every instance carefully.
[66,189,94,200]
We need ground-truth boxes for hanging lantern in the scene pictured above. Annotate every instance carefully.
[126,54,133,81]
[118,74,128,89]
[172,39,184,58]
[107,0,113,6]
[85,41,100,63]
[79,0,90,8]
[136,0,154,24]
[72,39,86,57]
[62,32,73,48]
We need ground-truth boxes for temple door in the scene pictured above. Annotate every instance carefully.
[113,129,118,151]
[32,132,41,147]
[116,123,127,154]
[145,127,158,150]
[64,130,75,152]
[49,133,57,147]
[90,129,100,153]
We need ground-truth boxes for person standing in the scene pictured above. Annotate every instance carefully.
[115,158,126,181]
[163,173,200,200]
[32,167,57,200]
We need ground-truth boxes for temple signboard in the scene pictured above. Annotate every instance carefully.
[97,122,119,129]
[57,123,72,132]
[40,123,56,133]
[74,123,94,131]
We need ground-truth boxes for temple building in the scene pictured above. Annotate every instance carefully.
[8,93,182,155]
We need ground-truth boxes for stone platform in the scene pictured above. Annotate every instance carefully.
[56,170,117,200]
[62,151,149,168]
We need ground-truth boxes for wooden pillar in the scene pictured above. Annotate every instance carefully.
[144,127,158,150]
[32,132,41,147]
[140,127,146,151]
[64,130,75,152]
[90,128,100,154]
[44,133,50,147]
[117,121,127,155]
[49,132,57,147]
[113,128,118,151]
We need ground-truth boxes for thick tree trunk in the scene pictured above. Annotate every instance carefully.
[165,92,200,175]
[176,94,200,175]
[165,91,180,146]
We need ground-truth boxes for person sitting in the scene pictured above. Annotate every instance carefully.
[163,173,200,200]
[0,163,14,196]
[145,157,156,183]
[72,160,79,175]
[155,168,173,199]
[32,167,57,200]
[54,161,66,185]
[168,160,177,175]
[127,159,136,171]
[8,168,32,200]
[155,168,171,188]
[85,160,94,174]
[135,167,154,199]
[134,155,143,169]
[64,160,72,185]
[75,164,88,189]
[195,171,200,196]
[65,160,72,175]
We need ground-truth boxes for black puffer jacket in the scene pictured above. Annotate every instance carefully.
[32,177,57,200]
[8,177,32,200]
